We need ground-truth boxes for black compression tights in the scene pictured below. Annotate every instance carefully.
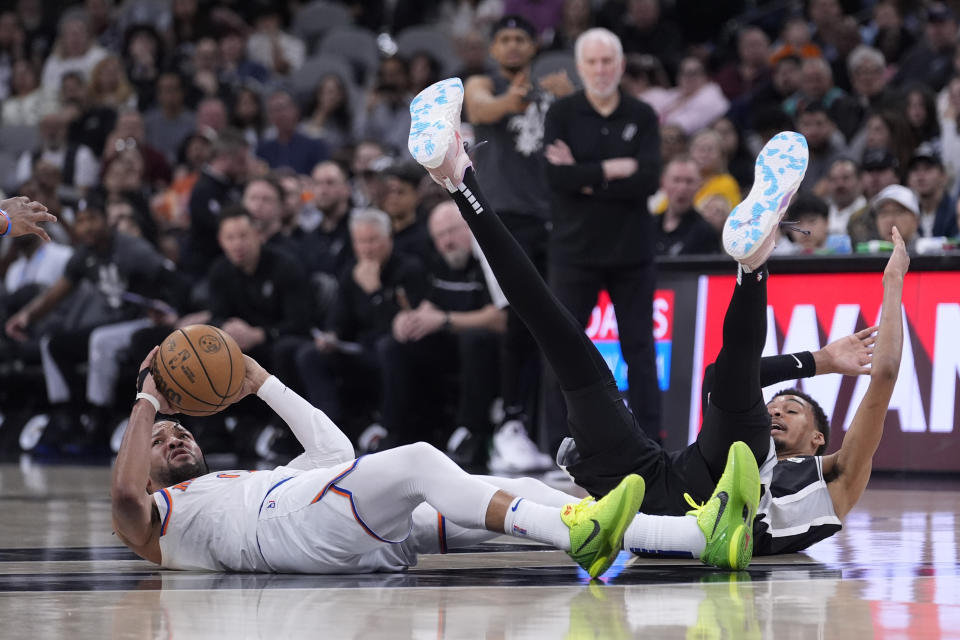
[709,266,769,413]
[449,169,612,392]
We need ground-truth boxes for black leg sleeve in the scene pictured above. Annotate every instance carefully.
[449,169,611,392]
[708,266,770,413]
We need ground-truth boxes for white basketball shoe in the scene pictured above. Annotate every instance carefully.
[408,77,472,191]
[722,131,809,273]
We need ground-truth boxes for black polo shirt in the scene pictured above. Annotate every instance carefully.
[654,208,721,256]
[207,245,311,341]
[543,89,661,266]
[335,253,427,349]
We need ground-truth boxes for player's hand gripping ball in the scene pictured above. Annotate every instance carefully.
[150,324,245,415]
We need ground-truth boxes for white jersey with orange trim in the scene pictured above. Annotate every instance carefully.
[153,457,430,573]
[153,460,356,571]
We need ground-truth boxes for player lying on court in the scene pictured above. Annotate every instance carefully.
[112,341,761,576]
[407,77,908,556]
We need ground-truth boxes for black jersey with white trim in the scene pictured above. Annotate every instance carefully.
[753,454,842,555]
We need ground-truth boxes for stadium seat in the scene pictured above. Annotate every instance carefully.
[319,26,381,87]
[395,26,460,77]
[292,1,354,54]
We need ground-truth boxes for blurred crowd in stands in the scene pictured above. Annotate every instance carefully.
[0,0,958,469]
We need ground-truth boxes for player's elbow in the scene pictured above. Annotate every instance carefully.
[870,356,900,384]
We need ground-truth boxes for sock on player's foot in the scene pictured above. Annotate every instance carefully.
[503,497,571,551]
[622,513,705,558]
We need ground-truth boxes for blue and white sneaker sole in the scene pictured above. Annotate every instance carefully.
[408,77,464,168]
[722,131,809,261]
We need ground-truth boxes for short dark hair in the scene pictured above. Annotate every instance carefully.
[773,387,830,455]
[797,100,830,119]
[786,192,828,220]
[244,175,284,202]
[211,128,249,157]
[384,162,425,187]
[218,204,254,229]
[78,190,107,218]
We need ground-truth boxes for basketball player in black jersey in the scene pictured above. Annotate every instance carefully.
[409,74,909,555]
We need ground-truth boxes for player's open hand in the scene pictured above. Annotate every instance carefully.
[815,325,877,376]
[1,196,56,242]
[137,347,174,414]
[235,354,270,402]
[883,226,910,282]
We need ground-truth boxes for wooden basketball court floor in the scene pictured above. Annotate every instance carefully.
[0,460,958,639]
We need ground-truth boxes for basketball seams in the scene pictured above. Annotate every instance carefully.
[180,328,228,400]
[211,325,241,399]
[157,342,221,410]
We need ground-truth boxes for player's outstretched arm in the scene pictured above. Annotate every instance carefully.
[823,227,909,518]
[111,347,171,561]
[238,355,356,468]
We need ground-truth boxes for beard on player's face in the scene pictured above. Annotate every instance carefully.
[154,454,209,489]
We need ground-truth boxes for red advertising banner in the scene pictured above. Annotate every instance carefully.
[586,290,675,392]
[691,272,960,471]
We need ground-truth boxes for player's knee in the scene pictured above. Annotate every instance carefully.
[396,441,445,466]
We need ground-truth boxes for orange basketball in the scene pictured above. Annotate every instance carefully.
[150,324,245,416]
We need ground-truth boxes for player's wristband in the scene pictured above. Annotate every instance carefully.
[135,392,161,413]
[0,210,10,238]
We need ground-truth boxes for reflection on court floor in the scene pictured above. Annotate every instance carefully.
[0,461,958,639]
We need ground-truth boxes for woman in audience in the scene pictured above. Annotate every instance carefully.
[88,54,136,110]
[2,59,53,126]
[230,86,266,148]
[303,73,355,155]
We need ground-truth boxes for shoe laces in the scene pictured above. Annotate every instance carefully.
[464,139,488,156]
[683,492,706,517]
[779,220,811,235]
[563,496,596,521]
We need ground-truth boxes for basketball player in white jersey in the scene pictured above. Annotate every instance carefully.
[112,347,650,578]
[406,76,909,557]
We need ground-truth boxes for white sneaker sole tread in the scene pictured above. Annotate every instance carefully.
[722,131,809,262]
[408,77,464,168]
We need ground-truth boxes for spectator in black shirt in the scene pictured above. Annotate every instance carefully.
[4,196,185,449]
[891,3,956,93]
[294,208,427,430]
[302,161,354,277]
[380,162,431,260]
[207,206,311,373]
[380,201,506,456]
[543,28,662,443]
[654,157,720,256]
[241,175,303,261]
[185,129,249,277]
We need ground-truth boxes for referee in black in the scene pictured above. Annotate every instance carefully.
[542,27,662,444]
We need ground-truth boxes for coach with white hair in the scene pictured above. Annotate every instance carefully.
[541,27,663,444]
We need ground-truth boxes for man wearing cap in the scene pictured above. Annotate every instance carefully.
[860,148,900,199]
[849,148,899,245]
[892,3,957,92]
[463,15,575,470]
[905,144,959,238]
[873,184,920,249]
